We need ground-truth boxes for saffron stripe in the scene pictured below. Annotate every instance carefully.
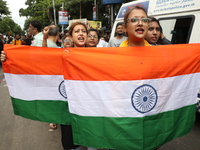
[62,44,200,81]
[3,44,64,75]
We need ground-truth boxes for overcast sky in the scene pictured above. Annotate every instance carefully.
[6,0,27,29]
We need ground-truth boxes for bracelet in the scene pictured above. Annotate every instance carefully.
[43,37,48,39]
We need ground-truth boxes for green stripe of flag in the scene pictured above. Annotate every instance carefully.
[71,104,196,150]
[11,97,71,124]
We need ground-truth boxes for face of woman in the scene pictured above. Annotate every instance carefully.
[63,37,73,48]
[86,31,99,47]
[125,9,148,42]
[71,25,87,47]
[145,21,161,44]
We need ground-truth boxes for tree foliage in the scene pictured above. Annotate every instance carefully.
[0,0,10,17]
[19,0,135,31]
[0,0,24,35]
[0,16,24,35]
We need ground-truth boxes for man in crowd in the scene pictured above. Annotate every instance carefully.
[6,32,12,44]
[107,23,127,47]
[11,34,22,45]
[42,25,60,48]
[24,32,33,46]
[28,20,43,46]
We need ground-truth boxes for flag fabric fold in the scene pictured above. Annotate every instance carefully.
[3,44,70,124]
[62,44,200,150]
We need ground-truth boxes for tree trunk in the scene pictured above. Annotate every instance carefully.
[80,1,82,19]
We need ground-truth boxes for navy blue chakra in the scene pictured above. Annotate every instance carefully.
[131,84,157,113]
[58,80,67,99]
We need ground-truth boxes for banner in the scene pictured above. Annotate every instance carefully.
[88,21,102,29]
[58,10,68,25]
[148,0,200,15]
[69,18,87,28]
[62,44,200,149]
[93,5,97,21]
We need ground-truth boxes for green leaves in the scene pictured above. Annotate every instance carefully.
[19,0,133,31]
[0,0,10,17]
[0,0,24,35]
[0,16,24,35]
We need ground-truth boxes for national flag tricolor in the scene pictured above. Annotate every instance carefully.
[3,45,70,124]
[62,44,200,150]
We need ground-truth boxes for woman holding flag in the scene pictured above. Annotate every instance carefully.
[62,22,107,150]
[60,21,88,150]
[120,6,151,47]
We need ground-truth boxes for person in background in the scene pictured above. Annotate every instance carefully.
[28,20,43,46]
[107,23,127,47]
[42,24,63,131]
[11,34,22,45]
[21,35,26,45]
[99,36,108,46]
[97,30,107,47]
[62,34,73,48]
[0,33,5,44]
[5,32,12,44]
[56,32,63,47]
[100,36,106,42]
[86,28,100,47]
[24,32,33,46]
[120,6,151,47]
[145,17,171,45]
[42,25,60,48]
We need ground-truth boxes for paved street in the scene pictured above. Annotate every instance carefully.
[0,67,200,150]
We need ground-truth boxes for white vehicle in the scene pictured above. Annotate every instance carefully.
[111,0,200,44]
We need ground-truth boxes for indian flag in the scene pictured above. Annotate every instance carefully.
[3,44,70,124]
[62,44,200,150]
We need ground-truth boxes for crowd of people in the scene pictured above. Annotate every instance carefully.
[0,5,172,150]
[0,10,171,63]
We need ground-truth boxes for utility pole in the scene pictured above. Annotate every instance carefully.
[110,4,114,29]
[93,0,97,21]
[62,2,64,34]
[52,0,57,25]
[80,2,82,19]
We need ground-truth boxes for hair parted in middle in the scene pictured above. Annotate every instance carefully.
[68,22,88,37]
[124,5,148,26]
